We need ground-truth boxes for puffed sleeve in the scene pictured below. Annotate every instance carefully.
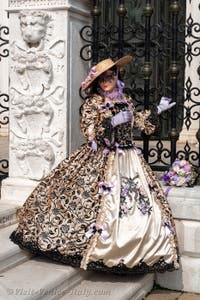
[80,96,111,143]
[133,106,159,135]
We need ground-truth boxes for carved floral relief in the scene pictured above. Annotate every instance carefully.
[10,10,66,180]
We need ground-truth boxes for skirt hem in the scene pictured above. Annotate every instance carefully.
[10,230,179,275]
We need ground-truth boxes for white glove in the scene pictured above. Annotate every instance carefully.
[111,111,132,127]
[157,97,176,114]
[91,140,97,152]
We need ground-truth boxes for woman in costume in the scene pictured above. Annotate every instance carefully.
[10,55,179,274]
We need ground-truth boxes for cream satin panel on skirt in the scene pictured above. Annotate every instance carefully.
[81,148,176,269]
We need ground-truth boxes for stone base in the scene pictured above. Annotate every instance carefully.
[0,200,19,229]
[1,177,38,205]
[178,129,199,145]
[156,255,200,293]
[175,220,200,257]
[157,185,200,293]
[162,185,200,221]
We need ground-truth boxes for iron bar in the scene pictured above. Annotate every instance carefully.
[91,0,101,64]
[0,26,9,61]
[169,0,180,164]
[0,93,9,127]
[0,160,9,181]
[0,93,9,181]
[117,0,127,58]
[142,0,153,162]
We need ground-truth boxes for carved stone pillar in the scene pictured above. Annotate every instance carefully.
[178,0,200,145]
[1,0,90,204]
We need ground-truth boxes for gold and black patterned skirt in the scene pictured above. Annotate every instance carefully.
[10,143,179,274]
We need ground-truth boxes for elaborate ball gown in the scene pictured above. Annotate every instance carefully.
[10,93,179,274]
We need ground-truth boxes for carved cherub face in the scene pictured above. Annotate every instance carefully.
[19,12,50,46]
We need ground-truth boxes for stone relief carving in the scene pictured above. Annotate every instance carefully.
[11,39,65,93]
[11,138,55,180]
[10,10,66,180]
[9,0,68,8]
[19,11,51,46]
[10,86,64,138]
[11,47,53,92]
[10,128,64,179]
[10,11,65,93]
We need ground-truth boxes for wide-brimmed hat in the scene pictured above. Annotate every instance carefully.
[81,55,133,91]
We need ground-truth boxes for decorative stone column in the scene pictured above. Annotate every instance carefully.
[178,0,200,145]
[1,0,90,204]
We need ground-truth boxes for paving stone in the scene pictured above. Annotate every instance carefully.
[145,289,182,300]
[178,292,200,300]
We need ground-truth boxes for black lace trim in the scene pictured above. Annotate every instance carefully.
[87,258,178,275]
[10,231,178,274]
[10,231,82,268]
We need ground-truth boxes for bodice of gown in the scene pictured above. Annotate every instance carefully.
[98,101,134,149]
[80,94,159,151]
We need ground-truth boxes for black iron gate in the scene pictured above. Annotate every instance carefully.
[80,0,200,171]
[0,25,9,181]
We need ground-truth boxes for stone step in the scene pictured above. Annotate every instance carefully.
[0,200,21,229]
[0,257,89,300]
[156,255,200,294]
[0,224,33,273]
[59,272,154,300]
[166,185,200,221]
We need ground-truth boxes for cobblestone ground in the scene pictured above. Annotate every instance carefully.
[145,288,200,300]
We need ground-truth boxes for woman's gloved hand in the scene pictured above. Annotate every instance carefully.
[88,136,98,152]
[157,97,176,115]
[91,140,97,152]
[111,111,132,127]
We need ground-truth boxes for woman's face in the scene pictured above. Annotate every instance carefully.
[98,69,118,92]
